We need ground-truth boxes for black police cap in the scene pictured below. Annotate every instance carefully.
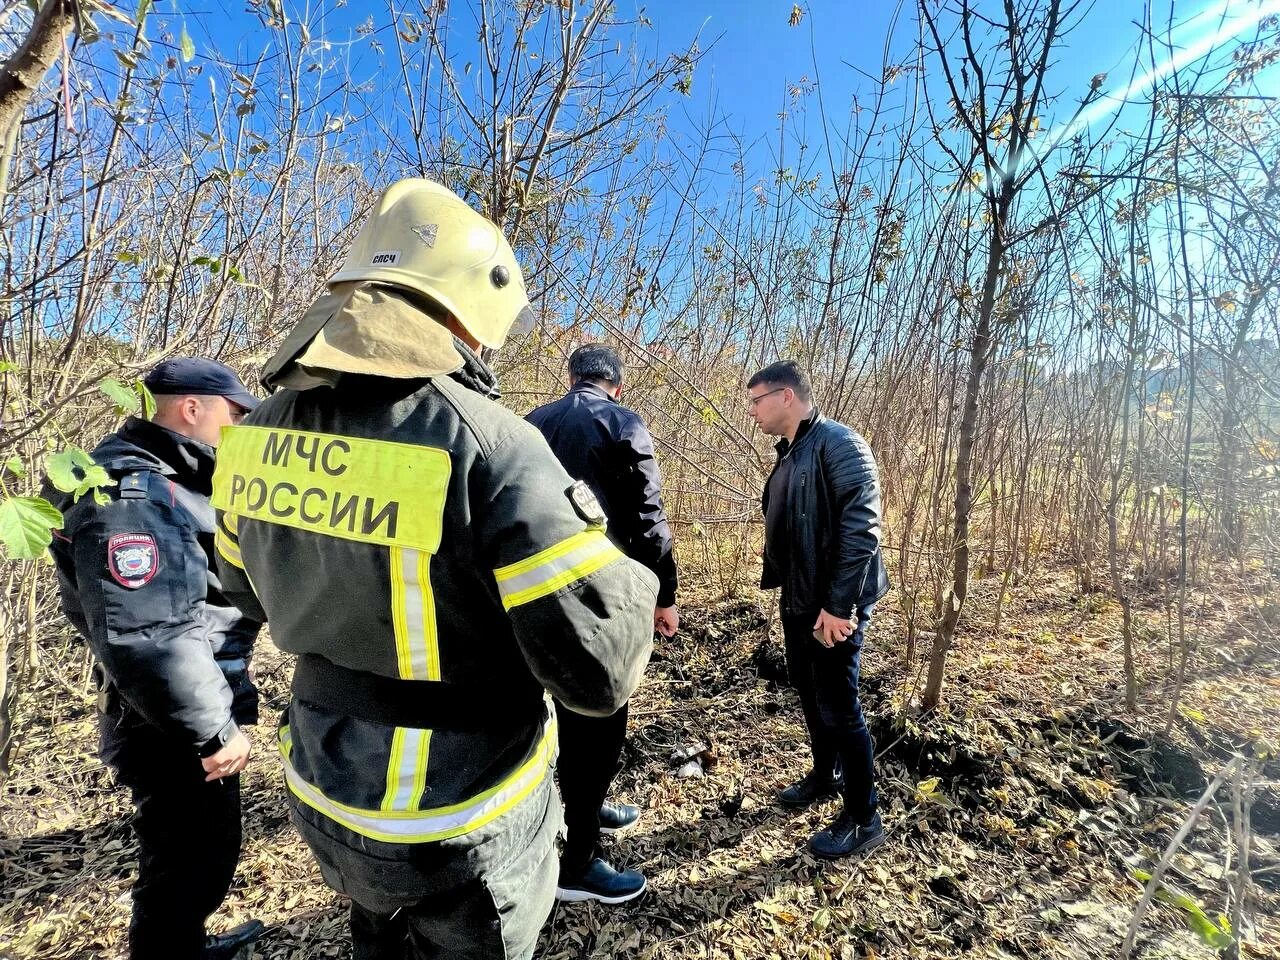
[143,357,259,412]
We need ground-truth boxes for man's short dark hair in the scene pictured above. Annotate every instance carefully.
[568,344,624,386]
[747,360,812,403]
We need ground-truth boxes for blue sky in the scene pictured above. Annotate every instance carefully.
[169,0,1165,160]
[155,0,1279,184]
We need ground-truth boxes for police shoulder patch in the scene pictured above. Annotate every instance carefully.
[107,533,159,588]
[567,481,606,527]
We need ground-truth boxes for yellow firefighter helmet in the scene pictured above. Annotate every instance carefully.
[329,178,534,349]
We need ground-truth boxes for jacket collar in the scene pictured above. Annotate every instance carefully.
[106,417,218,493]
[774,409,823,459]
[569,380,617,404]
[448,340,501,400]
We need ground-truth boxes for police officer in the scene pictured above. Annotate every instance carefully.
[210,179,658,959]
[528,343,679,903]
[45,358,265,960]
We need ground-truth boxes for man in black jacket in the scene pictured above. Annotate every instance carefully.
[527,343,678,903]
[747,360,890,860]
[45,358,265,959]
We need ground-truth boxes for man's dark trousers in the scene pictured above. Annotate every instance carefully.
[554,699,629,878]
[781,611,878,823]
[102,706,242,960]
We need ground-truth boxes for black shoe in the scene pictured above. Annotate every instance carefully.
[599,800,641,835]
[809,811,885,860]
[777,770,843,808]
[203,919,265,959]
[556,858,647,904]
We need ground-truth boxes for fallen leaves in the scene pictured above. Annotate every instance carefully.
[3,568,1278,959]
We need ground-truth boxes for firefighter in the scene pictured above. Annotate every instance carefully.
[45,357,266,960]
[210,179,659,960]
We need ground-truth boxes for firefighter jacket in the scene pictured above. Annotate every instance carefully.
[527,382,678,607]
[210,344,659,845]
[45,417,261,751]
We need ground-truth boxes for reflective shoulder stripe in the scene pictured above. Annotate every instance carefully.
[215,527,245,569]
[493,529,623,610]
[277,715,556,844]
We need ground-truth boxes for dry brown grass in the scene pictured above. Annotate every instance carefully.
[2,560,1278,960]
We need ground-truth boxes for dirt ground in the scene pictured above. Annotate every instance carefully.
[2,560,1278,960]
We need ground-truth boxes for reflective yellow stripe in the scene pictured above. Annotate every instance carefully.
[382,728,408,811]
[215,527,245,569]
[410,730,431,809]
[277,714,556,843]
[380,727,433,812]
[420,555,439,679]
[494,529,601,580]
[390,547,440,681]
[390,548,410,677]
[493,529,623,610]
[219,512,239,537]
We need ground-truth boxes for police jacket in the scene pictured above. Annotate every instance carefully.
[211,346,658,845]
[46,417,260,751]
[761,412,891,619]
[527,381,678,607]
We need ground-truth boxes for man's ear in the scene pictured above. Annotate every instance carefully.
[182,396,203,425]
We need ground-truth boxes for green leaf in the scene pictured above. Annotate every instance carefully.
[99,377,141,414]
[0,496,64,560]
[4,457,25,478]
[1183,908,1233,950]
[46,448,116,503]
[1132,869,1234,951]
[136,0,152,21]
[0,360,17,374]
[180,22,195,63]
[136,381,156,420]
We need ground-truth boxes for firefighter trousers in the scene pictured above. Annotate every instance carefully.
[290,773,563,960]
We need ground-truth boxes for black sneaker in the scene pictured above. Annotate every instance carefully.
[203,919,265,959]
[556,858,647,904]
[808,811,885,860]
[599,800,641,835]
[777,770,843,808]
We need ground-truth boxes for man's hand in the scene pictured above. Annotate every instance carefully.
[201,730,252,782]
[812,609,854,648]
[654,605,680,638]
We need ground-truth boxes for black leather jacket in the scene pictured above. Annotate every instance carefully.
[45,418,261,752]
[760,412,890,619]
[527,382,678,607]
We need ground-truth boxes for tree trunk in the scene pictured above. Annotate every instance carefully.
[923,190,1009,710]
[0,0,77,212]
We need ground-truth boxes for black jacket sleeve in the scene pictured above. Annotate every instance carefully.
[821,432,884,620]
[72,496,236,749]
[614,417,678,607]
